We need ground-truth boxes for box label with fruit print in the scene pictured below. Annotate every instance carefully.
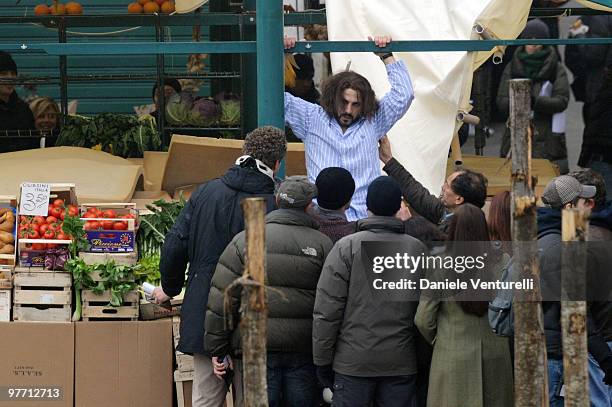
[86,230,135,253]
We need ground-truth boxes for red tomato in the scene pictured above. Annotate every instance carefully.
[19,215,29,223]
[31,223,40,233]
[53,198,65,208]
[50,206,63,218]
[89,221,101,230]
[48,204,54,214]
[39,224,49,234]
[27,230,40,239]
[101,220,114,230]
[43,229,55,239]
[18,224,29,232]
[46,216,58,224]
[83,212,97,219]
[67,205,79,217]
[18,230,28,238]
[59,211,65,220]
[31,243,46,250]
[102,209,117,219]
[33,216,45,225]
[56,232,69,240]
[113,221,128,230]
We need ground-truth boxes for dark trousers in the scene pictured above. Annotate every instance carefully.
[266,352,320,407]
[332,373,417,407]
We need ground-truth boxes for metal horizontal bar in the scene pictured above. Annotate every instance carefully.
[164,127,241,136]
[2,37,610,56]
[529,7,611,17]
[3,41,256,55]
[289,38,612,53]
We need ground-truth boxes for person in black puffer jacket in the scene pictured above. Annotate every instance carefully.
[538,176,612,407]
[151,126,286,407]
[205,176,333,407]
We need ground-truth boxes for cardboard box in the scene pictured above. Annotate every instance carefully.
[80,203,138,253]
[0,322,74,407]
[75,319,173,407]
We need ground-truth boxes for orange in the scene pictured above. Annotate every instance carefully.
[142,1,160,13]
[34,4,51,15]
[127,2,143,13]
[137,0,149,5]
[160,1,174,13]
[65,1,83,14]
[50,3,66,14]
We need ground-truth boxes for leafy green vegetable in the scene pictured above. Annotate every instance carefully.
[136,197,186,258]
[135,253,161,286]
[56,113,162,158]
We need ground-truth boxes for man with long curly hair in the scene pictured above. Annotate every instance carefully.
[284,36,414,220]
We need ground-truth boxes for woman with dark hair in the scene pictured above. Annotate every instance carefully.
[488,191,512,254]
[415,204,513,407]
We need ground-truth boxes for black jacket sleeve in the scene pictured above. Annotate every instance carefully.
[159,185,204,296]
[383,158,445,225]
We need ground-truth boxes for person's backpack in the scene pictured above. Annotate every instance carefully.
[488,257,516,337]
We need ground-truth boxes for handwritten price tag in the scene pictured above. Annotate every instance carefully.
[19,183,51,216]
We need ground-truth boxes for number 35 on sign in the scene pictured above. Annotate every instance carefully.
[19,183,51,216]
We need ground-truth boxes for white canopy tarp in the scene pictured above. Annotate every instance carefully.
[326,0,532,193]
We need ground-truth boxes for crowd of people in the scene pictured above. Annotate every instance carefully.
[147,33,612,407]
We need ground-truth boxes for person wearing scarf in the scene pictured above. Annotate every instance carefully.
[497,19,571,174]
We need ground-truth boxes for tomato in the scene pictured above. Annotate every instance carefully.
[46,216,58,224]
[48,204,54,214]
[67,205,79,217]
[18,230,28,238]
[83,212,97,219]
[86,207,100,216]
[19,215,29,223]
[50,206,63,218]
[113,221,128,230]
[39,224,49,234]
[101,220,114,230]
[43,229,55,239]
[18,224,29,232]
[102,209,117,219]
[33,216,45,225]
[56,232,69,240]
[31,243,46,250]
[88,221,101,230]
[27,230,40,239]
[53,198,65,208]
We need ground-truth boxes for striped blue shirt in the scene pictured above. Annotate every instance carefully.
[284,60,414,220]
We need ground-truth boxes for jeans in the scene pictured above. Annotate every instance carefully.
[588,341,612,407]
[547,358,565,407]
[266,352,320,407]
[589,161,612,203]
[331,373,417,407]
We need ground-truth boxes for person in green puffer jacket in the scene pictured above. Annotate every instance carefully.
[205,176,333,407]
[497,19,570,174]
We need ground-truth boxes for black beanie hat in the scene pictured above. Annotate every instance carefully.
[293,54,315,80]
[366,176,402,216]
[316,167,355,210]
[520,19,550,40]
[0,51,17,74]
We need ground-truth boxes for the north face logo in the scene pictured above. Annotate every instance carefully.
[302,247,317,257]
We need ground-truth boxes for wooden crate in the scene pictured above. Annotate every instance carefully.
[174,370,193,407]
[0,265,12,289]
[81,290,139,321]
[0,289,11,321]
[12,271,72,322]
[79,250,138,266]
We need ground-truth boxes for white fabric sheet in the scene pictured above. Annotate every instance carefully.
[326,0,531,193]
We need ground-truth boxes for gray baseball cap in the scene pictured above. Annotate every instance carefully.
[276,176,317,209]
[541,175,596,208]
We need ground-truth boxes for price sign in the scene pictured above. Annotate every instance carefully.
[19,183,51,216]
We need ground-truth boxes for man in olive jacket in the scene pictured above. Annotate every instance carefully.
[205,176,333,407]
[152,126,286,407]
[313,176,428,407]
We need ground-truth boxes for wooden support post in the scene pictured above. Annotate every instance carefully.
[240,197,268,407]
[510,78,549,407]
[561,208,590,407]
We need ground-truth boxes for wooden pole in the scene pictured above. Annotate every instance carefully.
[561,208,590,407]
[239,197,268,407]
[510,78,549,407]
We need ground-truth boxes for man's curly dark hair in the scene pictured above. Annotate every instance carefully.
[243,126,287,169]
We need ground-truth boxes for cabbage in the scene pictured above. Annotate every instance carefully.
[165,93,193,126]
[190,97,220,127]
[219,99,241,127]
